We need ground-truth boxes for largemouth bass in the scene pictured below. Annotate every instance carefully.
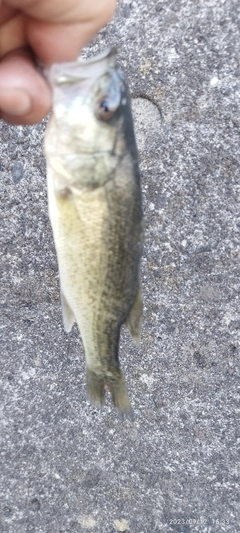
[44,48,143,413]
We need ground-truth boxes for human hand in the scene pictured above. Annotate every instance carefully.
[0,0,116,124]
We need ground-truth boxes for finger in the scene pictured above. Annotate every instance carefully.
[1,0,116,64]
[0,4,19,25]
[5,0,116,25]
[0,49,52,124]
[26,20,100,65]
[0,13,27,57]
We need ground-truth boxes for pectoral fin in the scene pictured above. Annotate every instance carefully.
[60,289,75,333]
[125,284,142,345]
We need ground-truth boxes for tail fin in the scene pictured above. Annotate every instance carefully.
[86,369,105,406]
[87,368,132,414]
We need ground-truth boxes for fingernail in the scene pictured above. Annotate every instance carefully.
[0,88,31,116]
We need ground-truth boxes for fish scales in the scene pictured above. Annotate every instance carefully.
[44,48,143,412]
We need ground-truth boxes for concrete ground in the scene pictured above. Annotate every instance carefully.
[0,1,239,532]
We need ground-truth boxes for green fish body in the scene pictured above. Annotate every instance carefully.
[45,49,143,412]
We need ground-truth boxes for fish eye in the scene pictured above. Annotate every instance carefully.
[101,100,109,112]
[95,97,117,121]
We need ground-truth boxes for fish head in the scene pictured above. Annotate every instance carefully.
[46,48,130,158]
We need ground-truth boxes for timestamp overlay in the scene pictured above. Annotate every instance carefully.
[167,517,231,528]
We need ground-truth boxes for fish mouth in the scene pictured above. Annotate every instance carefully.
[45,48,118,86]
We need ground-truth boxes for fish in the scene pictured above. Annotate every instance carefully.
[44,48,143,413]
